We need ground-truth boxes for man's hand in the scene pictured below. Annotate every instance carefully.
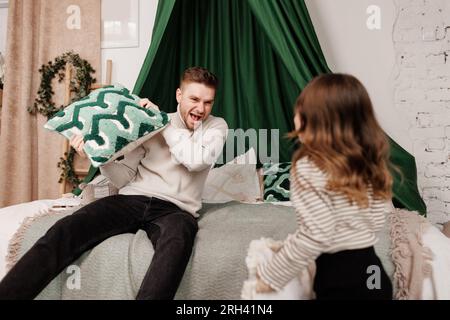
[139,98,159,111]
[69,135,86,158]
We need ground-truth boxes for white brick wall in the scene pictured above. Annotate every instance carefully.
[393,0,450,224]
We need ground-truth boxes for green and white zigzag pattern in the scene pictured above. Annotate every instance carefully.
[262,162,292,202]
[44,84,169,167]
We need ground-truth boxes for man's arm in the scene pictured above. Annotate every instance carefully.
[99,146,146,188]
[161,118,228,172]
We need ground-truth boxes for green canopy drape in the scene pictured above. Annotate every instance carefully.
[135,0,317,164]
[129,0,426,215]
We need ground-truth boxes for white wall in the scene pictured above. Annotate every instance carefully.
[390,0,450,223]
[305,0,412,153]
[101,0,158,90]
[306,0,450,222]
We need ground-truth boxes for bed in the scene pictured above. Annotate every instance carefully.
[1,197,449,300]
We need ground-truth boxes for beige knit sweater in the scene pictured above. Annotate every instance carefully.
[100,107,228,216]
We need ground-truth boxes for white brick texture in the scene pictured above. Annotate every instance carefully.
[394,0,450,224]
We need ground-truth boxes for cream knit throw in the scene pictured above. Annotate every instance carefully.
[241,237,315,300]
[389,208,434,300]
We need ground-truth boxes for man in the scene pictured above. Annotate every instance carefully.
[0,67,228,300]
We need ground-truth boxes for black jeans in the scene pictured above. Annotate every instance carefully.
[0,195,198,300]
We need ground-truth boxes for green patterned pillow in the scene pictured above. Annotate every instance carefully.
[44,84,169,167]
[262,162,292,202]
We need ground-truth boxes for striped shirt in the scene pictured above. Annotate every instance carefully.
[257,157,390,291]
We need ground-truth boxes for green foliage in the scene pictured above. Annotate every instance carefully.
[30,51,96,190]
[28,51,96,118]
[57,148,82,189]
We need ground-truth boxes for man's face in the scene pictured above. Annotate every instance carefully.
[177,82,216,130]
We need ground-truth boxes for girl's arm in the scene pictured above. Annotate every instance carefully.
[257,159,335,291]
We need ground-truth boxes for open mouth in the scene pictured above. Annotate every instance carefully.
[189,113,202,122]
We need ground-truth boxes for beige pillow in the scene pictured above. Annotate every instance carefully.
[202,148,262,203]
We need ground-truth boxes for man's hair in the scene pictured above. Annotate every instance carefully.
[180,67,218,90]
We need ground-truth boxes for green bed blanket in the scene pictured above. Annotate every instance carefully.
[7,201,394,300]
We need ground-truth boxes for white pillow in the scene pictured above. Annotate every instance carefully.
[202,148,262,203]
[241,238,313,300]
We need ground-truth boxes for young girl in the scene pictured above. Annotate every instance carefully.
[256,74,393,300]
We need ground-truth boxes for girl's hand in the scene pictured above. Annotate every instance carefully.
[139,98,159,111]
[269,242,283,253]
[255,273,275,293]
[69,135,86,158]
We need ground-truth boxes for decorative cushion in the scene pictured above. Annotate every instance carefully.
[262,162,292,202]
[44,84,169,167]
[202,148,262,203]
[241,237,314,300]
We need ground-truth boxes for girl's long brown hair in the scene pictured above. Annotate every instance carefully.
[290,74,393,207]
